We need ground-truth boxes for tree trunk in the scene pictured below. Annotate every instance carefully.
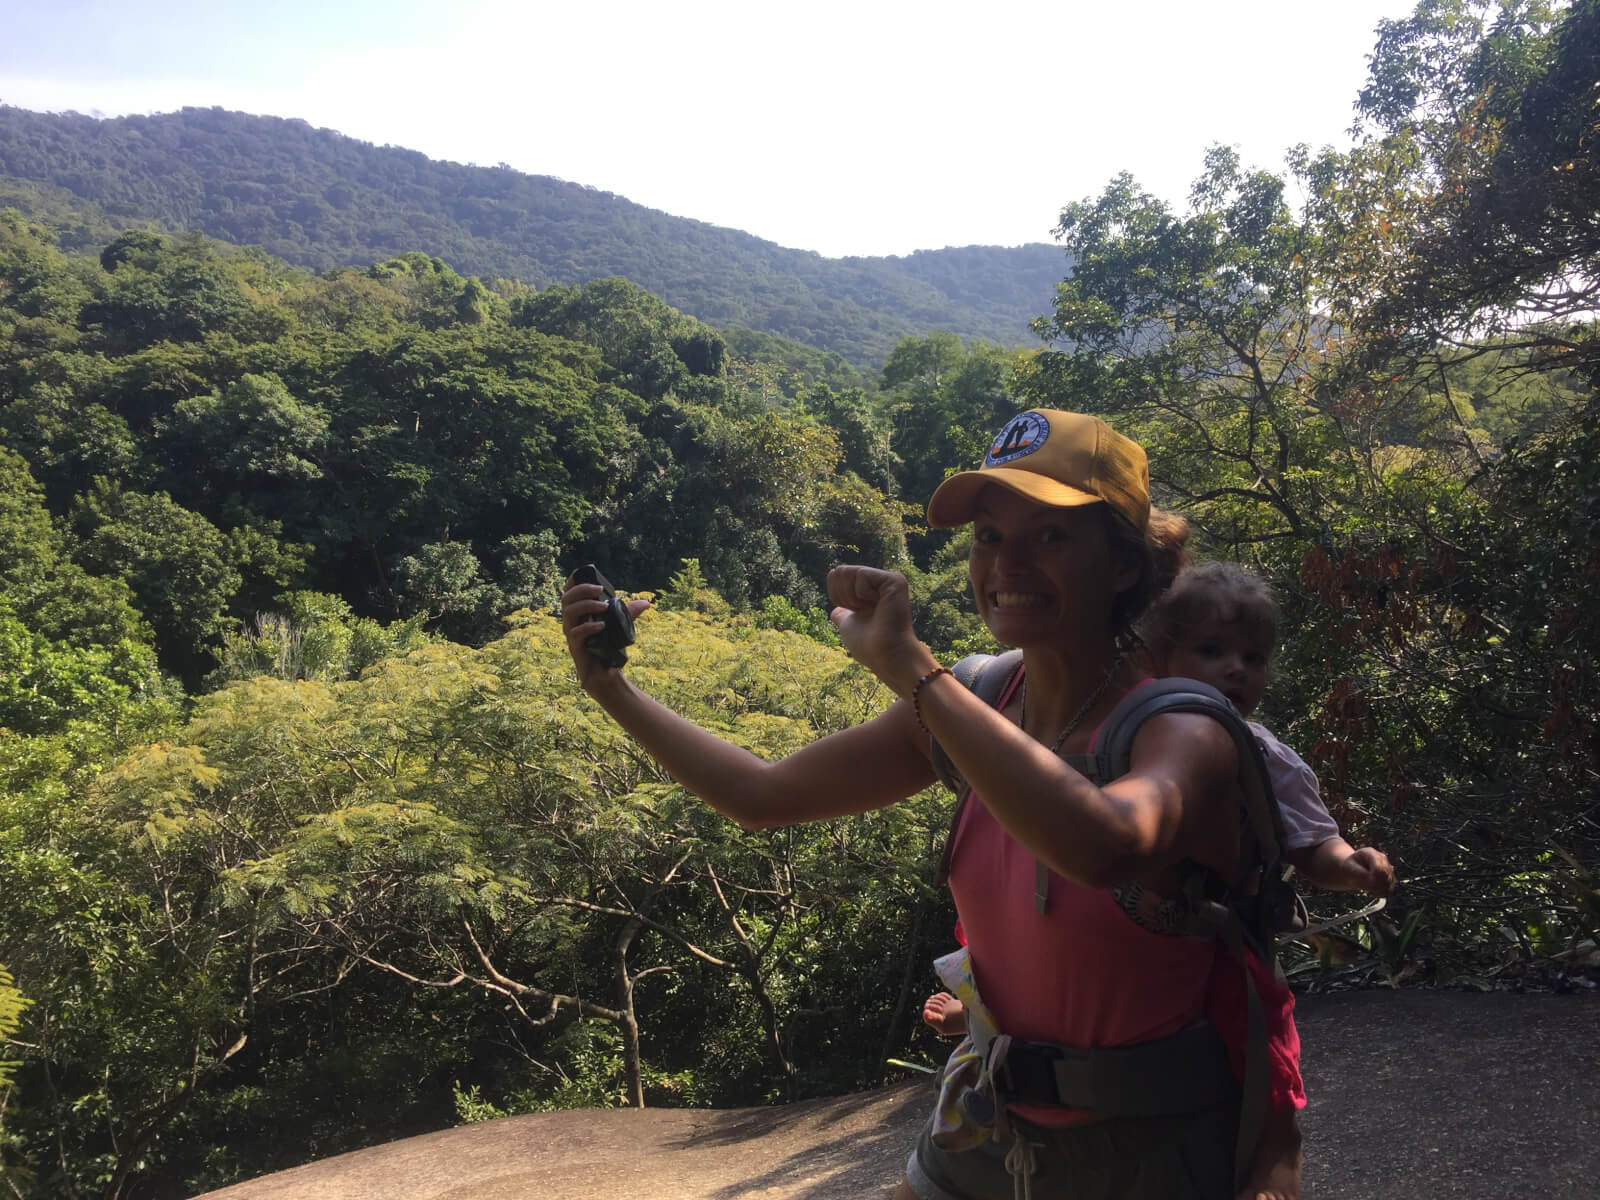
[740,954,796,1093]
[615,917,645,1109]
[878,898,927,1073]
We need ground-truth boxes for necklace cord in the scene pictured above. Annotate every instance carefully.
[1020,655,1125,754]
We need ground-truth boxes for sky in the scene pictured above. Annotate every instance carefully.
[0,0,1423,259]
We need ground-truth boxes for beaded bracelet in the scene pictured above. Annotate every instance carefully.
[910,665,953,734]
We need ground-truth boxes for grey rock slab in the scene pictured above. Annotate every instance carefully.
[194,990,1599,1199]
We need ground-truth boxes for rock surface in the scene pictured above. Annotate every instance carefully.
[194,990,1599,1199]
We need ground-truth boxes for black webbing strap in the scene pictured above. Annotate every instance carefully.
[991,932,1265,1190]
[1219,916,1270,1195]
[1173,881,1271,1193]
[995,1022,1233,1117]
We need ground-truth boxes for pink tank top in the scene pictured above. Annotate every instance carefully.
[946,666,1217,1125]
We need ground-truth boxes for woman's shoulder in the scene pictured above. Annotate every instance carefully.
[1127,703,1242,780]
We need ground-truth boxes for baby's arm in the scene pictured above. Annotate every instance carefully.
[1254,724,1395,898]
[1288,836,1395,896]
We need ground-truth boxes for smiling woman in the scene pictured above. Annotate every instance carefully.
[559,409,1274,1200]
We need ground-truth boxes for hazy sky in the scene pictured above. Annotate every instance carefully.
[1,0,1420,258]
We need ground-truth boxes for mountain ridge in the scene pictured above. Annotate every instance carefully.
[0,104,1068,366]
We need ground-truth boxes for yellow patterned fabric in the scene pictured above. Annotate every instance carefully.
[930,947,1003,1149]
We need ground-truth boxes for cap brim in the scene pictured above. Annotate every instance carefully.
[926,468,1105,529]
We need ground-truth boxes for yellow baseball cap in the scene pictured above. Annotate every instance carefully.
[926,409,1150,531]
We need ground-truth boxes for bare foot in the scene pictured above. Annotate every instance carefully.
[921,991,968,1038]
[1237,1129,1302,1200]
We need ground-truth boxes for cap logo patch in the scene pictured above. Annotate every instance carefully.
[986,411,1049,466]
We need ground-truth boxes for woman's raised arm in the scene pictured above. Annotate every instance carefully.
[563,575,937,828]
[914,669,1242,888]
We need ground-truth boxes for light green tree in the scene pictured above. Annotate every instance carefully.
[0,965,28,1089]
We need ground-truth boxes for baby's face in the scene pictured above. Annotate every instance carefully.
[1163,618,1272,717]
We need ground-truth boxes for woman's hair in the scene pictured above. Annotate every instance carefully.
[1101,505,1193,650]
[1137,560,1278,661]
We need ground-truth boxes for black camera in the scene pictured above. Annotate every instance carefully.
[572,563,635,668]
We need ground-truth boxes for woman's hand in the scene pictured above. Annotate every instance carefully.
[561,572,651,691]
[826,565,931,693]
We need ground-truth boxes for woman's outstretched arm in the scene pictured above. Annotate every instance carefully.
[563,577,937,829]
[917,665,1242,887]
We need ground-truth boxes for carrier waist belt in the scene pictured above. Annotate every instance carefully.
[996,1021,1233,1117]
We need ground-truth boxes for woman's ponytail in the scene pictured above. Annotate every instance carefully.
[1104,505,1192,650]
[1147,507,1193,597]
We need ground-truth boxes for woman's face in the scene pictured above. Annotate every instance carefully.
[967,486,1137,647]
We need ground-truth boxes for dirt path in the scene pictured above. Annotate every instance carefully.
[194,990,1599,1199]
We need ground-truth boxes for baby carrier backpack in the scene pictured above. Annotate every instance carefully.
[928,650,1303,1192]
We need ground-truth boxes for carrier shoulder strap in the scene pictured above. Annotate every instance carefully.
[930,650,1022,887]
[1088,678,1290,956]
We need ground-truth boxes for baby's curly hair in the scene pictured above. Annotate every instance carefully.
[1137,560,1278,661]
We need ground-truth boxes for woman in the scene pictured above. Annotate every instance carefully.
[562,409,1245,1200]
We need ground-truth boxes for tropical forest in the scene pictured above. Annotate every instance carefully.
[0,1,1596,1196]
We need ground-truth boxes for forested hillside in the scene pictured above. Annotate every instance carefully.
[0,219,1038,684]
[0,105,1064,366]
[1,3,1596,1198]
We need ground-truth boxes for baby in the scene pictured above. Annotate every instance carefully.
[1145,562,1395,900]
